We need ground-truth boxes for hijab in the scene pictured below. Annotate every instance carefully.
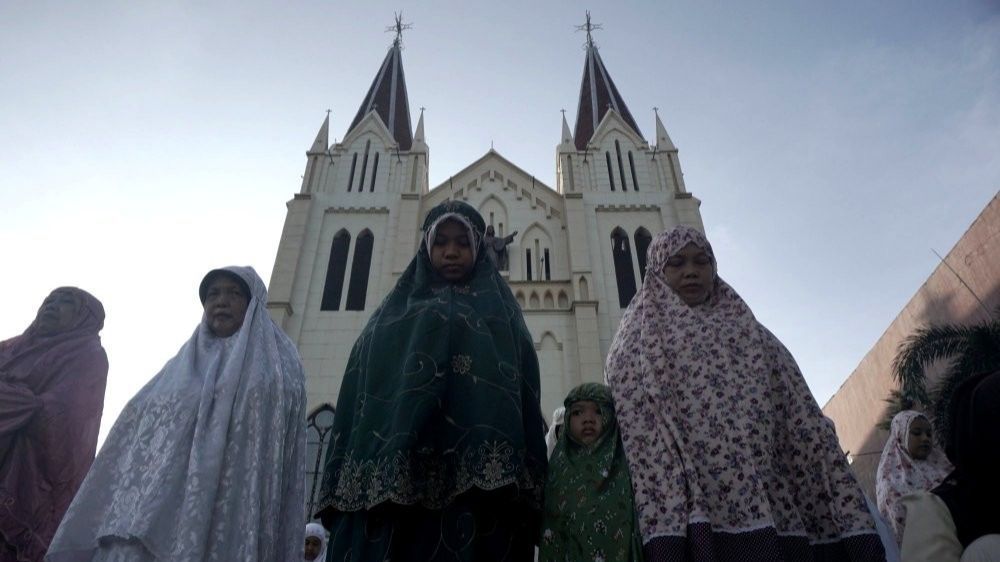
[875,410,952,543]
[47,267,306,562]
[304,522,328,562]
[0,287,108,562]
[605,226,884,560]
[544,406,565,457]
[539,383,641,562]
[316,201,546,517]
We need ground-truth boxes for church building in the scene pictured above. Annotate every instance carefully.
[266,20,705,515]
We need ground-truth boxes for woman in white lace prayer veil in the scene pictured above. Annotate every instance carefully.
[46,266,306,562]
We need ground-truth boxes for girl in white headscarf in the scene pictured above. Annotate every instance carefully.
[304,522,328,562]
[875,410,952,545]
[47,266,306,562]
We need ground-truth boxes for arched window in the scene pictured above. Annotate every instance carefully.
[347,153,358,192]
[369,152,380,192]
[629,151,639,191]
[565,155,576,192]
[543,248,551,281]
[358,140,371,192]
[345,229,374,311]
[525,248,533,281]
[305,404,336,520]
[611,227,637,307]
[634,227,653,280]
[321,230,351,310]
[615,140,628,192]
[605,152,616,191]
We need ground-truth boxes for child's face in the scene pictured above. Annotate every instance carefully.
[430,219,475,281]
[304,536,323,560]
[907,416,934,460]
[568,400,604,446]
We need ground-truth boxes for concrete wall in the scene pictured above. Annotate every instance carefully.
[823,192,1000,496]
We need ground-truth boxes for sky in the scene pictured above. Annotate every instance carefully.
[2,0,998,442]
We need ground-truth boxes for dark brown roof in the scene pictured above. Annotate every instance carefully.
[573,45,642,150]
[348,44,413,150]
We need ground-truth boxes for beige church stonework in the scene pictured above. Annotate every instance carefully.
[267,35,705,425]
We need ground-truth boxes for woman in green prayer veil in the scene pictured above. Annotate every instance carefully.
[316,200,547,562]
[540,383,643,562]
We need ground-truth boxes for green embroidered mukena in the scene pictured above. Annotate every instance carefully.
[540,383,644,562]
[317,200,547,561]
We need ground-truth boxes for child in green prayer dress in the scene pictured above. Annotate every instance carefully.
[540,383,643,562]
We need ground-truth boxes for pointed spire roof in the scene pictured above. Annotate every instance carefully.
[347,29,413,150]
[414,107,425,143]
[572,13,642,150]
[561,110,574,145]
[654,108,676,151]
[309,111,330,153]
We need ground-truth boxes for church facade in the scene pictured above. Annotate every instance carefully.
[266,26,704,514]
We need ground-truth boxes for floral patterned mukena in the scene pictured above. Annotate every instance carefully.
[875,410,952,545]
[605,225,886,561]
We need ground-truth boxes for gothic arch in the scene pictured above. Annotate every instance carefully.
[634,227,653,281]
[521,223,554,281]
[578,276,590,301]
[543,291,555,309]
[538,331,561,350]
[515,291,526,308]
[611,227,637,307]
[529,291,540,309]
[479,195,509,236]
[305,403,336,519]
[321,229,351,310]
[345,229,374,311]
[558,290,569,309]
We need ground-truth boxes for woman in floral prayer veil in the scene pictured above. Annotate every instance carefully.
[539,383,642,562]
[1,288,108,562]
[605,225,886,561]
[875,410,952,544]
[47,266,306,562]
[316,200,547,562]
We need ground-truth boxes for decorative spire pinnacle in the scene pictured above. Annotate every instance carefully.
[386,12,412,48]
[654,107,676,151]
[575,11,602,49]
[571,14,642,150]
[346,19,414,150]
[560,109,573,145]
[309,111,330,153]
[414,106,425,142]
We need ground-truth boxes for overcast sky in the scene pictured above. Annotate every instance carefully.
[2,0,998,441]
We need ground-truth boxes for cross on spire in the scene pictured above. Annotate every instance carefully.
[386,12,412,48]
[575,11,602,48]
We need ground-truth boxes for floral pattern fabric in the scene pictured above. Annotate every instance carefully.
[605,226,885,561]
[539,383,642,562]
[875,410,952,545]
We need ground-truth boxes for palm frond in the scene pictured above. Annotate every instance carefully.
[892,324,981,404]
[877,389,915,431]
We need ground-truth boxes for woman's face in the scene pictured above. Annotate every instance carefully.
[304,536,323,561]
[568,400,604,446]
[907,416,934,460]
[662,242,715,306]
[203,275,249,338]
[430,219,475,282]
[35,290,81,336]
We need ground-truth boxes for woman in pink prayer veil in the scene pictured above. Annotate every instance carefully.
[605,226,885,561]
[0,288,109,562]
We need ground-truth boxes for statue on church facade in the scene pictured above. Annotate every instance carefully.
[484,225,518,271]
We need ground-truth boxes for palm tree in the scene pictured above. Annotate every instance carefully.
[890,307,1000,445]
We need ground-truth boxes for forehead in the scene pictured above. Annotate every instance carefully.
[434,219,469,236]
[569,399,600,410]
[671,242,710,258]
[205,274,244,291]
[909,416,931,429]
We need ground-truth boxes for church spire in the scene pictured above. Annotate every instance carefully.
[560,109,574,145]
[346,14,414,150]
[414,106,425,143]
[309,110,330,153]
[654,107,676,151]
[572,12,642,150]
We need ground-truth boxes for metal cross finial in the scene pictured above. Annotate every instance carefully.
[386,12,413,47]
[420,106,426,114]
[575,11,602,48]
[653,107,659,116]
[326,109,332,117]
[560,108,566,116]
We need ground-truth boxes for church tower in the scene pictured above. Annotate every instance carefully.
[267,14,704,517]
